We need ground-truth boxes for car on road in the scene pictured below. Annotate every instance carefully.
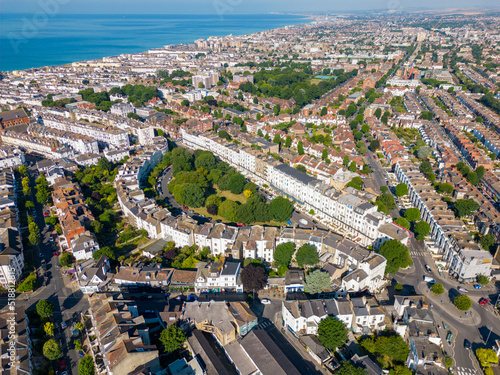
[479,298,489,306]
[425,264,431,272]
[261,298,271,305]
[39,252,43,258]
[53,251,58,257]
[457,287,468,293]
[59,360,66,370]
[61,321,67,330]
[187,294,198,301]
[474,284,482,289]
[188,210,194,214]
[236,223,245,227]
[464,339,471,350]
[299,219,308,225]
[446,331,453,343]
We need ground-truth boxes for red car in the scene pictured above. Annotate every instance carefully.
[182,206,188,210]
[479,298,489,306]
[236,223,245,227]
[53,251,59,257]
[59,359,66,370]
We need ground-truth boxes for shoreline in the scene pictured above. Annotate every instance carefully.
[1,13,314,73]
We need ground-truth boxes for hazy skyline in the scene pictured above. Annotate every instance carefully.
[1,0,499,14]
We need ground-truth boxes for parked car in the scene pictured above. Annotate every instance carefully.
[182,206,188,210]
[61,321,67,329]
[299,219,308,225]
[479,298,489,306]
[425,264,431,272]
[187,294,198,301]
[458,287,468,293]
[446,331,453,343]
[236,223,245,227]
[464,339,471,349]
[261,298,271,305]
[474,284,482,289]
[59,359,66,370]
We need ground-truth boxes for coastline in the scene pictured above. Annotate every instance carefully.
[1,13,313,72]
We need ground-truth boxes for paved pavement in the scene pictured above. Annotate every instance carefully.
[395,238,500,375]
[17,169,89,375]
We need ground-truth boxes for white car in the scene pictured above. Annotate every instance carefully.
[261,298,271,305]
[457,287,468,293]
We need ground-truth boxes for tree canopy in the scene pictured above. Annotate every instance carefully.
[269,196,293,222]
[317,317,348,350]
[303,269,331,294]
[378,239,411,274]
[454,199,480,217]
[395,183,408,197]
[273,242,296,267]
[454,294,472,311]
[359,334,409,369]
[404,207,421,222]
[78,355,96,375]
[36,300,54,318]
[295,244,319,267]
[240,264,267,292]
[159,325,186,353]
[43,339,62,360]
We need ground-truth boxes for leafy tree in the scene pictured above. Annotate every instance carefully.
[348,161,357,172]
[431,283,445,295]
[395,183,408,197]
[297,141,304,155]
[477,274,489,285]
[60,253,75,267]
[343,155,350,167]
[436,183,454,195]
[417,146,432,159]
[404,208,421,222]
[454,294,472,311]
[241,264,267,292]
[320,107,327,116]
[377,193,395,210]
[374,108,382,119]
[44,322,55,336]
[159,325,186,353]
[36,300,54,318]
[194,151,217,171]
[361,124,370,134]
[97,157,113,172]
[303,269,331,294]
[218,200,239,222]
[395,283,403,291]
[285,136,292,148]
[414,221,431,240]
[205,194,222,208]
[92,246,116,261]
[16,272,37,292]
[78,355,95,375]
[479,233,496,251]
[269,196,293,222]
[74,339,83,352]
[171,147,194,175]
[19,165,28,176]
[419,160,432,174]
[476,348,498,368]
[181,183,205,207]
[475,166,485,180]
[295,164,307,173]
[317,317,348,350]
[467,171,480,185]
[43,339,62,360]
[273,104,280,116]
[379,239,411,274]
[336,362,367,375]
[454,199,479,217]
[322,149,328,160]
[369,139,380,151]
[237,204,255,224]
[228,174,246,194]
[273,242,296,267]
[359,334,409,368]
[295,244,319,267]
[347,176,364,190]
[394,217,410,230]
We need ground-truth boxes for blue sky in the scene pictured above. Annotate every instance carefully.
[1,0,498,14]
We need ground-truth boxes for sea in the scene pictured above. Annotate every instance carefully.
[0,13,308,72]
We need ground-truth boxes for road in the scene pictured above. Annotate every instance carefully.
[25,166,89,375]
[395,238,500,375]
